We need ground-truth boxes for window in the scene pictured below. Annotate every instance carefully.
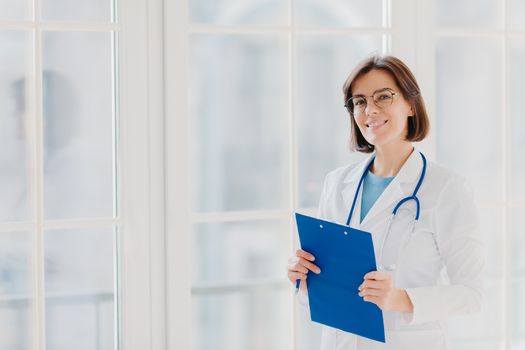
[433,0,525,348]
[0,1,118,349]
[0,1,161,349]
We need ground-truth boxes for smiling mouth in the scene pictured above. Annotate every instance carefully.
[366,120,388,128]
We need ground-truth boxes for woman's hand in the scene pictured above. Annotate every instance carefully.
[358,271,413,313]
[287,249,321,292]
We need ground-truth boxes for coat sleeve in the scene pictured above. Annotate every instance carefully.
[404,175,486,325]
[296,172,331,307]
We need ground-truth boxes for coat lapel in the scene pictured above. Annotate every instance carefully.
[341,153,374,228]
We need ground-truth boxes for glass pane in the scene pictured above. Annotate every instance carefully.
[42,0,113,22]
[296,34,382,208]
[192,289,292,350]
[513,339,525,350]
[0,0,31,20]
[435,0,502,28]
[511,208,525,347]
[447,278,504,346]
[509,38,525,203]
[511,278,525,349]
[189,0,287,25]
[45,228,115,350]
[436,38,503,201]
[510,208,525,276]
[42,32,115,220]
[509,0,525,30]
[189,33,288,212]
[294,0,384,27]
[191,220,288,284]
[0,231,32,350]
[0,31,31,222]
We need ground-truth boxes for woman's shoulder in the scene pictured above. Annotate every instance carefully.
[424,158,475,198]
[426,158,469,183]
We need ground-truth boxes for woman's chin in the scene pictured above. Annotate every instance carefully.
[364,134,381,146]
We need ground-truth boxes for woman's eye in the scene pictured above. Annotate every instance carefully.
[377,93,392,101]
[354,98,365,106]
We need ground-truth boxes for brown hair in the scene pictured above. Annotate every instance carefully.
[342,55,430,153]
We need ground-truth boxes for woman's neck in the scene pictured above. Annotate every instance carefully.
[370,142,414,177]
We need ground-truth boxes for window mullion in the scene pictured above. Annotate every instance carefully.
[32,0,45,347]
[164,0,192,348]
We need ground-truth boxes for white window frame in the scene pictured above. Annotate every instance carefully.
[119,0,167,349]
[0,0,166,349]
[164,0,192,348]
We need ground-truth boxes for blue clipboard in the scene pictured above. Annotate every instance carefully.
[295,213,385,343]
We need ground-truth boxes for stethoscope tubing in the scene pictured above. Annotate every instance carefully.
[345,151,427,270]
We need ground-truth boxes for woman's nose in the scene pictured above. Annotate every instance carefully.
[364,98,380,115]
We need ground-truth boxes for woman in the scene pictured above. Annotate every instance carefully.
[287,55,485,349]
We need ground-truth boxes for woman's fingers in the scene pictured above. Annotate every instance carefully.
[288,260,308,274]
[364,270,389,281]
[287,249,320,287]
[358,287,384,297]
[296,249,315,261]
[288,271,307,284]
[357,270,399,311]
[362,295,381,305]
[289,251,321,274]
[287,250,320,287]
[298,258,321,274]
[288,257,320,274]
[358,279,384,291]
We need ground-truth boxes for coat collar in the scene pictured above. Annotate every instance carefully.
[341,147,424,228]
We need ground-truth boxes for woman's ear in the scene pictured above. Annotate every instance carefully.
[408,104,415,117]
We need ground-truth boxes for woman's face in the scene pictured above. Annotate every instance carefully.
[350,69,413,149]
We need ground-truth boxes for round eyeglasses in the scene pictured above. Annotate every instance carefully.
[344,88,398,115]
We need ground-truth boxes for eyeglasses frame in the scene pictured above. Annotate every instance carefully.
[344,88,399,115]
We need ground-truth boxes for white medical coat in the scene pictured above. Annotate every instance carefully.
[298,147,485,350]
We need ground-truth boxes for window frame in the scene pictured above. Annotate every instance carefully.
[0,0,166,349]
[119,0,167,349]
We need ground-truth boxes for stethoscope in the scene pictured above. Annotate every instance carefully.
[345,151,427,271]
